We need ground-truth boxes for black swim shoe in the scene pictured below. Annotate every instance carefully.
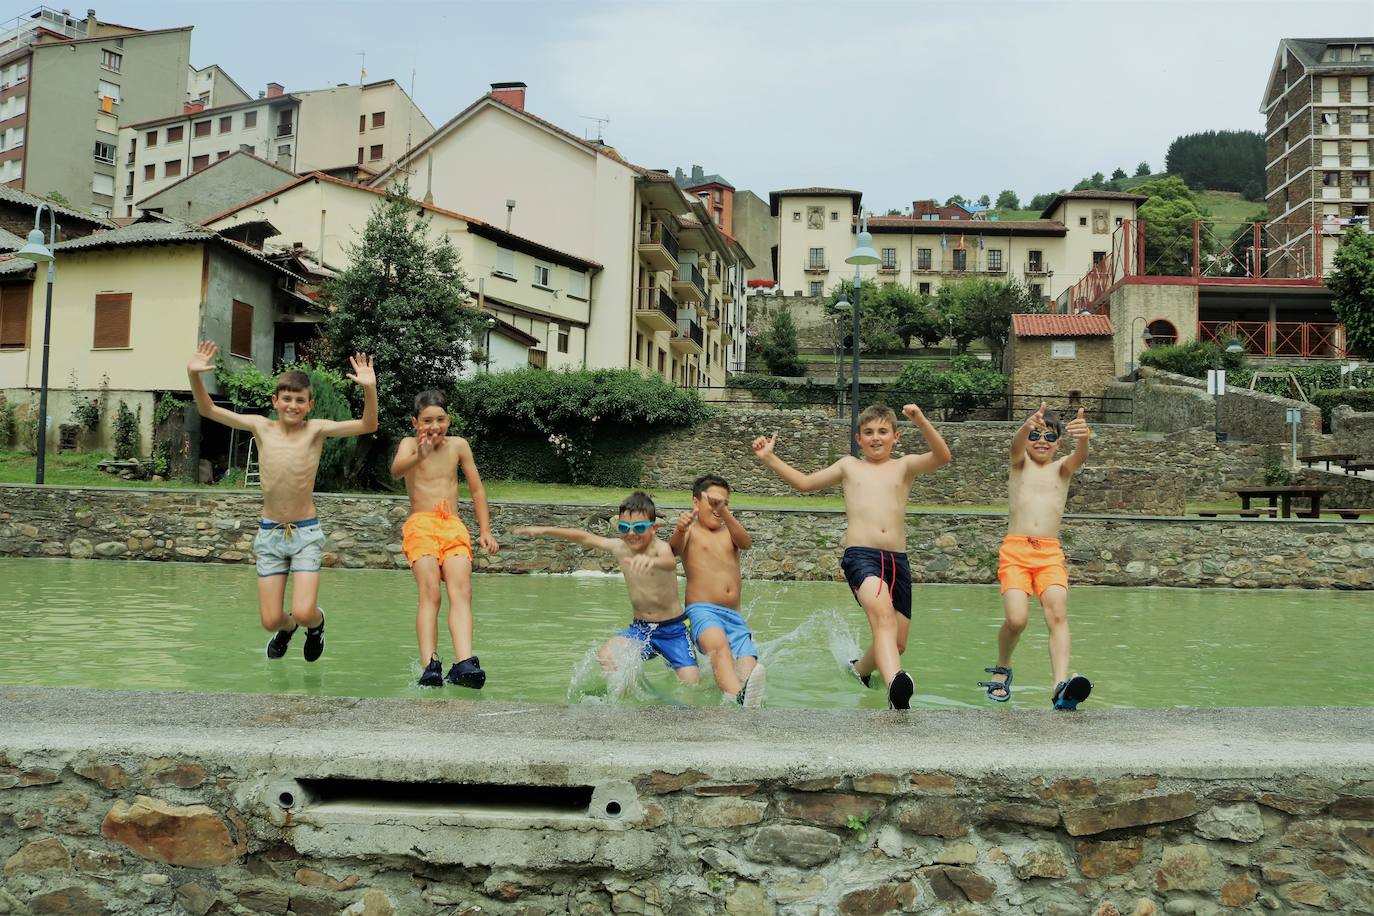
[847,659,873,689]
[302,608,325,663]
[446,656,486,690]
[887,670,915,710]
[418,657,443,688]
[266,627,295,659]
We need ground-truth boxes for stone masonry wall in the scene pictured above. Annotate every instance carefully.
[637,411,1282,505]
[2,690,1373,916]
[1,485,1371,589]
[1010,336,1116,403]
[1332,406,1374,458]
[1121,370,1323,451]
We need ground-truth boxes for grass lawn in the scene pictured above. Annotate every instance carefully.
[0,451,220,490]
[990,208,1042,221]
[1195,190,1266,224]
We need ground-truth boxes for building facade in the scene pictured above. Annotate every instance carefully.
[371,83,748,388]
[1262,37,1374,277]
[0,8,192,215]
[186,64,248,110]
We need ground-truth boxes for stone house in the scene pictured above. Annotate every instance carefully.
[1007,313,1116,403]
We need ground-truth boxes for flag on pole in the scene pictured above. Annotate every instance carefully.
[940,234,948,250]
[956,235,965,250]
[978,236,985,250]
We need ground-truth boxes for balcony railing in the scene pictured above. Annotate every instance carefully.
[678,262,706,296]
[276,123,294,138]
[638,220,680,262]
[804,259,829,273]
[636,286,676,322]
[675,316,704,348]
[878,261,900,274]
[1199,320,1345,359]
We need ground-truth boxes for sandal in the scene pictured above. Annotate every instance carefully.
[1052,675,1093,711]
[977,666,1013,702]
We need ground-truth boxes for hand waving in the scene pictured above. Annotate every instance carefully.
[346,353,376,388]
[187,340,218,374]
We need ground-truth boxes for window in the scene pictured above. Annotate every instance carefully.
[494,247,515,278]
[881,247,897,268]
[952,249,967,271]
[372,111,385,128]
[230,300,253,358]
[830,211,838,221]
[93,293,132,349]
[143,164,154,180]
[93,141,115,163]
[635,332,642,362]
[243,110,257,129]
[359,114,366,133]
[1355,113,1370,125]
[1093,251,1107,265]
[1051,340,1077,360]
[216,150,230,160]
[921,213,938,220]
[658,350,665,374]
[792,211,801,221]
[164,160,181,177]
[567,269,587,298]
[918,282,931,295]
[1078,216,1088,226]
[1144,319,1177,347]
[1354,173,1371,188]
[808,247,825,268]
[0,283,31,348]
[91,173,114,197]
[145,130,157,147]
[533,262,551,287]
[987,249,1002,271]
[916,248,932,270]
[357,147,364,163]
[166,125,183,143]
[1115,216,1123,227]
[369,144,383,160]
[1324,171,1340,186]
[809,280,823,297]
[192,154,209,172]
[97,79,121,103]
[193,120,210,138]
[100,49,121,72]
[219,116,232,133]
[277,144,291,160]
[557,322,569,353]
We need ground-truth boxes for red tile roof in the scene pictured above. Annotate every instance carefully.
[1012,314,1116,337]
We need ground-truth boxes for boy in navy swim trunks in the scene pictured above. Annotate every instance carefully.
[668,475,765,707]
[515,492,699,685]
[187,341,377,662]
[753,404,950,709]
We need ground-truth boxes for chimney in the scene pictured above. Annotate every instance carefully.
[266,82,284,98]
[489,81,527,111]
[85,9,96,33]
[183,101,204,113]
[691,165,704,183]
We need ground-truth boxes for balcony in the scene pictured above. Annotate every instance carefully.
[913,260,934,273]
[638,221,679,272]
[707,261,722,287]
[705,305,721,329]
[1023,260,1050,276]
[671,262,706,303]
[878,261,900,274]
[276,123,294,138]
[670,316,704,355]
[803,258,829,274]
[635,286,678,334]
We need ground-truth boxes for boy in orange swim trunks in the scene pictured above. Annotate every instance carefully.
[979,402,1093,710]
[391,390,498,688]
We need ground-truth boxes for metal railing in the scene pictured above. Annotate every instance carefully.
[689,384,1133,422]
[804,258,830,272]
[638,221,680,262]
[635,286,676,320]
[676,317,704,348]
[1198,320,1346,359]
[1024,260,1050,275]
[276,123,294,138]
[677,262,706,295]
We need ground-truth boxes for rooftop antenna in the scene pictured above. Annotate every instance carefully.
[580,115,609,143]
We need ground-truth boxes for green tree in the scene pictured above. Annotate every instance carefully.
[1328,225,1374,360]
[889,355,1008,421]
[322,182,481,473]
[1027,192,1057,212]
[761,306,805,376]
[1165,130,1264,199]
[995,190,1020,210]
[825,280,901,353]
[1135,161,1152,177]
[946,194,968,208]
[1111,168,1128,182]
[1134,176,1213,276]
[933,284,980,354]
[977,194,991,208]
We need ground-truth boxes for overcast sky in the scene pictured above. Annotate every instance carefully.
[92,0,1373,210]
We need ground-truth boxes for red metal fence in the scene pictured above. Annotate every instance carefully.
[1198,320,1345,359]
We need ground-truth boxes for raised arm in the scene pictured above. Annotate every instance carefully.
[186,341,260,433]
[1059,407,1091,477]
[319,353,379,439]
[458,438,498,554]
[751,432,845,493]
[900,404,951,474]
[513,525,621,553]
[717,501,752,551]
[390,432,432,479]
[1011,401,1048,470]
[667,509,695,557]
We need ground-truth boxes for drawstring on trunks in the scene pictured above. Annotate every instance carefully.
[434,500,453,520]
[269,522,300,540]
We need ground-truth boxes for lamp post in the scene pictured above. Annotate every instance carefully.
[481,316,497,373]
[1211,334,1245,443]
[1129,316,1153,376]
[15,205,57,484]
[831,299,850,419]
[845,210,881,455]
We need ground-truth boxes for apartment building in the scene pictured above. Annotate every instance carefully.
[0,7,191,214]
[186,63,249,109]
[202,172,601,371]
[674,164,754,372]
[1263,37,1374,277]
[119,78,433,217]
[371,82,749,389]
[771,188,1145,304]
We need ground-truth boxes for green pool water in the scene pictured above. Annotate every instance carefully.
[1,558,1370,710]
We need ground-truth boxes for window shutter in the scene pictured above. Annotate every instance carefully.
[495,247,515,276]
[93,293,131,348]
[0,283,31,347]
[231,300,254,357]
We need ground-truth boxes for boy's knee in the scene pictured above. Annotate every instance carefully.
[1003,614,1028,633]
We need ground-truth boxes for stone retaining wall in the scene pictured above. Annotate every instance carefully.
[2,689,1373,916]
[1332,406,1374,458]
[638,411,1281,505]
[2,485,1371,589]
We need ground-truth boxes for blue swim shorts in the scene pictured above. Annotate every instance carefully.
[686,602,759,660]
[253,517,325,577]
[615,613,697,669]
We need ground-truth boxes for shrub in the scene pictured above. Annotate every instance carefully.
[761,307,806,376]
[113,400,140,459]
[1309,388,1374,431]
[727,373,835,409]
[1138,340,1247,378]
[887,354,1008,420]
[0,393,13,446]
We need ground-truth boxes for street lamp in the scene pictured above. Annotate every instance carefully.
[845,210,880,455]
[1211,334,1245,443]
[481,315,497,373]
[1129,316,1154,376]
[15,205,57,484]
[831,297,851,419]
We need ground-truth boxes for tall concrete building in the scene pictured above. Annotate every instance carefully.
[0,7,191,215]
[1263,37,1373,277]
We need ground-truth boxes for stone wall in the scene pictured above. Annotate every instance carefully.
[638,410,1282,505]
[1,388,155,457]
[2,485,1372,589]
[1296,468,1374,510]
[1009,336,1116,402]
[1113,369,1322,450]
[2,688,1373,916]
[1332,406,1374,458]
[746,295,838,351]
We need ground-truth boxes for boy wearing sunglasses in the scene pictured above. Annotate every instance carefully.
[515,492,700,686]
[980,402,1093,709]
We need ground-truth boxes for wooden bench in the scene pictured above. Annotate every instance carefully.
[1324,508,1372,520]
[1198,509,1269,519]
[1342,462,1374,475]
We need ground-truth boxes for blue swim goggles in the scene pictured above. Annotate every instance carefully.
[616,520,655,535]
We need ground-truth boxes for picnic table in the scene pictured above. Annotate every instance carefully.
[1232,485,1330,519]
[1298,453,1358,471]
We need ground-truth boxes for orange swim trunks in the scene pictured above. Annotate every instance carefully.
[402,501,472,568]
[997,535,1069,596]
